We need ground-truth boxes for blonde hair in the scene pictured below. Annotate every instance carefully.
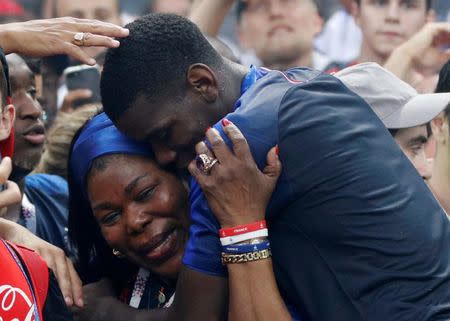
[35,104,103,180]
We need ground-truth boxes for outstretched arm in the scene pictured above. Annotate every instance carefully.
[189,0,235,36]
[0,17,129,65]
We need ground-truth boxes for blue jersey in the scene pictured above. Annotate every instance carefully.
[183,66,450,321]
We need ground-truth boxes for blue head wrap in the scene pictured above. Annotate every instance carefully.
[70,112,153,190]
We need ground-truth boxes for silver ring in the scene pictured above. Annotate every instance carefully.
[73,32,85,46]
[196,153,219,175]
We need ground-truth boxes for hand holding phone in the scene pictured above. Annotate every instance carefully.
[63,64,101,109]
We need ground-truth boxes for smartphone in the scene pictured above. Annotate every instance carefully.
[64,64,101,108]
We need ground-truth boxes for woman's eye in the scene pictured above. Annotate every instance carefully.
[101,211,121,226]
[135,187,156,202]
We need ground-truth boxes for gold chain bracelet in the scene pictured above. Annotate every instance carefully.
[221,249,272,265]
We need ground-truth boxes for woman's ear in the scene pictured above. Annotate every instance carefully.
[0,104,15,141]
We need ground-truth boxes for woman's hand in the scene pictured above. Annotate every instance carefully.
[188,119,281,228]
[0,17,129,65]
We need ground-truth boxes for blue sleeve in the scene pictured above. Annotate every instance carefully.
[182,93,280,276]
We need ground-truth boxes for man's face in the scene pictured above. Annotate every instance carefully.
[151,0,192,16]
[116,95,219,170]
[7,55,45,173]
[393,125,432,180]
[354,0,430,60]
[56,0,120,23]
[238,0,322,67]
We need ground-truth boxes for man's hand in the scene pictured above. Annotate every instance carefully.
[404,22,450,72]
[0,157,21,208]
[0,17,129,65]
[386,22,450,77]
[0,218,83,307]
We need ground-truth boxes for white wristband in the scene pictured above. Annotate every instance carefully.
[220,229,268,246]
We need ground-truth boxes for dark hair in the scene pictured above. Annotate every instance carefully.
[354,0,432,11]
[67,121,137,288]
[101,13,223,122]
[435,60,450,117]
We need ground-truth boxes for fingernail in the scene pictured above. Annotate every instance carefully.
[205,126,211,134]
[275,145,280,156]
[77,298,84,307]
[112,40,120,47]
[65,296,73,306]
[222,118,231,127]
[87,58,96,65]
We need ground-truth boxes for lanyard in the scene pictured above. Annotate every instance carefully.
[129,268,149,309]
[128,268,175,309]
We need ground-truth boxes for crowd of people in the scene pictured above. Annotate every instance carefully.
[0,0,450,320]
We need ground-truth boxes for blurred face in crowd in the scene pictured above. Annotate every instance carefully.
[238,0,323,68]
[87,154,190,279]
[7,54,45,174]
[56,0,120,24]
[151,0,192,16]
[353,0,432,61]
[392,125,432,180]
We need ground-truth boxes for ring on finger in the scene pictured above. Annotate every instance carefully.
[73,32,86,46]
[196,153,219,175]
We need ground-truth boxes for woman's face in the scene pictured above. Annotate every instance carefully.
[87,154,189,279]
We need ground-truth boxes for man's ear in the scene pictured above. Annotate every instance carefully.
[312,10,324,37]
[186,64,219,103]
[351,0,362,27]
[0,104,15,141]
[237,19,252,50]
[431,111,448,144]
[426,9,436,23]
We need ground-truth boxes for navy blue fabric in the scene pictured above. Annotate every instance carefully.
[23,174,72,257]
[70,112,153,191]
[183,67,450,320]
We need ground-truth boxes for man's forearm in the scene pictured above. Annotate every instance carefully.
[189,0,235,36]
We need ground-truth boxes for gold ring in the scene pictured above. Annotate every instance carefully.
[196,153,219,175]
[73,32,85,46]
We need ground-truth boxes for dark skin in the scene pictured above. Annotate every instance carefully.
[4,54,44,223]
[116,62,248,169]
[110,60,285,321]
[83,61,244,321]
